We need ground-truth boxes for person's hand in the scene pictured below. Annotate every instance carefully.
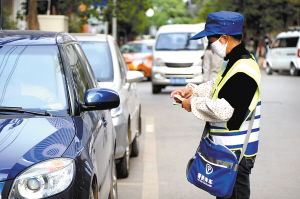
[182,98,191,112]
[170,87,193,99]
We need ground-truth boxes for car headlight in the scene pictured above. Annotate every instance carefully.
[111,106,122,118]
[153,58,165,66]
[9,158,75,199]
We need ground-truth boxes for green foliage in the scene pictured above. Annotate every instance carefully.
[103,0,151,39]
[194,0,227,23]
[68,13,82,33]
[149,0,192,26]
[2,8,18,30]
[195,0,300,39]
[51,0,81,15]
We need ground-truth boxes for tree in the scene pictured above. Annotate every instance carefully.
[2,8,18,29]
[28,0,39,30]
[195,0,300,39]
[149,0,192,27]
[103,0,151,41]
[50,0,81,16]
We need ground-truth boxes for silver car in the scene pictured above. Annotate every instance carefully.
[265,29,300,76]
[74,34,143,178]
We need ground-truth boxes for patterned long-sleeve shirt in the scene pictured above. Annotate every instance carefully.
[187,81,234,123]
[187,44,258,130]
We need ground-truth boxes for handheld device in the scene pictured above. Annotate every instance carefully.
[173,94,185,105]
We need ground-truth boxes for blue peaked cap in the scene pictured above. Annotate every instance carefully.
[190,11,244,40]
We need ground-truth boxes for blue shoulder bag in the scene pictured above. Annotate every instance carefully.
[186,110,255,198]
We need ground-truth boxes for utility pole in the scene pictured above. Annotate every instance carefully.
[47,0,51,15]
[112,0,117,40]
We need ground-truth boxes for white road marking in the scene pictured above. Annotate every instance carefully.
[142,117,159,199]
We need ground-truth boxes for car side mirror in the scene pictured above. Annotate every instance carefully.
[83,88,120,111]
[126,71,144,83]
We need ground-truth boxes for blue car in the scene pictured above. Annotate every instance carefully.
[0,31,119,199]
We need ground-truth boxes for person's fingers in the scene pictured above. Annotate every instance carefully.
[171,89,184,98]
[182,99,187,110]
[170,90,178,98]
[171,90,181,98]
[183,92,190,98]
[182,88,192,98]
[182,99,191,112]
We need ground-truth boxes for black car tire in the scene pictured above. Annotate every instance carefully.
[290,63,299,76]
[265,64,273,75]
[89,180,98,199]
[116,125,130,178]
[138,106,142,136]
[116,143,130,178]
[152,85,161,94]
[131,135,139,157]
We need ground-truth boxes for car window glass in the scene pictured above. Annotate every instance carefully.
[121,43,152,53]
[156,33,204,50]
[272,39,280,48]
[115,42,127,82]
[64,44,89,103]
[80,41,114,82]
[0,45,68,113]
[279,38,286,48]
[285,37,299,47]
[74,44,97,87]
[120,44,130,53]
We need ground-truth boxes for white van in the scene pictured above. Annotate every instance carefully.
[265,28,300,76]
[151,23,206,93]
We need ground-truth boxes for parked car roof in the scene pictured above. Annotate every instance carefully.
[157,23,205,34]
[277,30,300,38]
[72,33,111,42]
[0,30,76,45]
[126,39,155,45]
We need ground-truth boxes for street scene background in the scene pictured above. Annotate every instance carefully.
[1,0,300,199]
[118,73,300,199]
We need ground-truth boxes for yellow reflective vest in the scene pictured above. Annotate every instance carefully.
[209,57,261,157]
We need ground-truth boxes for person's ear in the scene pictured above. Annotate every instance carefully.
[219,35,229,44]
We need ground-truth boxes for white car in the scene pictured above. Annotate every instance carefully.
[73,34,144,178]
[265,28,300,76]
[151,23,207,94]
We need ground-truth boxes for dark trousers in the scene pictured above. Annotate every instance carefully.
[217,155,256,199]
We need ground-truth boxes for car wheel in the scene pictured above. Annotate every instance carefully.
[265,64,273,75]
[152,85,161,94]
[109,160,118,199]
[89,180,98,199]
[290,64,299,76]
[138,106,142,136]
[131,135,139,157]
[116,131,130,178]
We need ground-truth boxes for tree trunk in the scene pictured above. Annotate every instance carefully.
[28,0,40,30]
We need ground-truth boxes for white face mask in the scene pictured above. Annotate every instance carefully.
[211,37,228,58]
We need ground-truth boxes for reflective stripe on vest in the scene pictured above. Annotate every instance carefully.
[209,58,262,157]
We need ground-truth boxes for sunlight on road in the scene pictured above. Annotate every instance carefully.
[142,117,159,199]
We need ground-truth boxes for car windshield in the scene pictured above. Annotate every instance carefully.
[121,43,153,53]
[80,41,114,82]
[155,33,204,51]
[0,45,68,115]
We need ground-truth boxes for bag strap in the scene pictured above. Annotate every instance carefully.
[201,122,210,139]
[238,109,256,163]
